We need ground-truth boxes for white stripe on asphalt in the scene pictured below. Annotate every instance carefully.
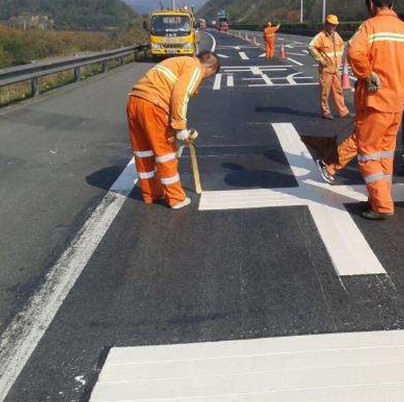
[239,52,249,60]
[204,31,217,52]
[227,75,234,87]
[213,74,222,90]
[200,123,404,276]
[286,57,304,66]
[89,330,404,401]
[0,160,137,401]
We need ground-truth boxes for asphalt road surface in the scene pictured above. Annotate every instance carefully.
[1,30,404,402]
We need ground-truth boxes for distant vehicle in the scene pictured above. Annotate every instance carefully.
[144,8,199,57]
[217,10,229,32]
[198,18,207,31]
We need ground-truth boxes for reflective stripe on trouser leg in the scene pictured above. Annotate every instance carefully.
[320,72,332,116]
[126,96,164,203]
[356,109,401,213]
[330,73,349,117]
[155,145,186,207]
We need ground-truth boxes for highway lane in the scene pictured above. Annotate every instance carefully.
[1,31,404,401]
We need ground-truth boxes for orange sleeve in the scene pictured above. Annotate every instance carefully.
[170,63,203,130]
[348,23,372,80]
[308,33,325,63]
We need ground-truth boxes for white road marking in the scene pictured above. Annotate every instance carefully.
[286,57,304,66]
[227,75,234,87]
[287,52,308,57]
[249,82,318,87]
[259,53,266,58]
[204,31,217,52]
[199,123,404,276]
[213,74,222,90]
[224,65,293,69]
[239,52,249,60]
[90,330,404,401]
[0,160,138,401]
[217,53,230,58]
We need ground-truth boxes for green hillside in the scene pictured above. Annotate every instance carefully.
[199,0,404,24]
[0,0,137,30]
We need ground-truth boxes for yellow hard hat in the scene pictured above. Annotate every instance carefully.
[326,14,339,25]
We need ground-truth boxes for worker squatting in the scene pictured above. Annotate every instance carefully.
[127,0,404,221]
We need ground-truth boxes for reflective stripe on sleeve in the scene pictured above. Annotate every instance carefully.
[138,170,156,179]
[155,153,177,163]
[358,151,395,162]
[134,150,154,158]
[181,68,202,122]
[369,32,404,43]
[161,174,180,185]
[152,66,178,83]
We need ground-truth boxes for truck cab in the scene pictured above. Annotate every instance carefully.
[147,9,199,57]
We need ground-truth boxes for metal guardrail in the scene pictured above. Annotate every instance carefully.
[0,44,149,96]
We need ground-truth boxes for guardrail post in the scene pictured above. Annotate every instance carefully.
[74,67,80,82]
[31,77,39,97]
[102,61,108,73]
[119,57,123,66]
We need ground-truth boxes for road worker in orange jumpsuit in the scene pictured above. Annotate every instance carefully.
[308,14,354,120]
[127,51,220,209]
[263,21,280,59]
[316,0,404,220]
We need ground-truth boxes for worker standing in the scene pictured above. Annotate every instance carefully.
[263,21,280,59]
[308,14,354,120]
[317,0,404,220]
[127,51,220,209]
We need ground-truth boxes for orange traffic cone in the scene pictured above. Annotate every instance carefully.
[279,43,287,59]
[252,36,258,47]
[341,59,352,90]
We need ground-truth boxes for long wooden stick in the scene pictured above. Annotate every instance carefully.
[189,143,202,194]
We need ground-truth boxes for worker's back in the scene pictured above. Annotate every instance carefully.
[349,9,404,112]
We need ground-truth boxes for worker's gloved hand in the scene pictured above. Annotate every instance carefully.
[365,71,381,93]
[176,129,191,141]
[176,128,199,143]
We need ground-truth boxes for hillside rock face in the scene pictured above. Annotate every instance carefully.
[199,0,404,24]
[0,0,136,30]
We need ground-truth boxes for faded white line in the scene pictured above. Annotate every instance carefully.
[0,160,137,401]
[286,57,304,66]
[239,52,249,60]
[213,74,222,90]
[227,75,234,87]
[204,31,217,52]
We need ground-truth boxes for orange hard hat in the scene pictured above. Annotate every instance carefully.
[326,14,339,25]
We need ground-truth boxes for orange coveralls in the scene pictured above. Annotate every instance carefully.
[127,56,203,207]
[308,30,350,117]
[263,25,280,58]
[327,9,404,214]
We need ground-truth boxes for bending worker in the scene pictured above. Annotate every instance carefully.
[316,0,404,220]
[127,51,220,209]
[308,14,354,120]
[263,21,280,59]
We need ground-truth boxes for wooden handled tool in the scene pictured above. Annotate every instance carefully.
[189,143,202,194]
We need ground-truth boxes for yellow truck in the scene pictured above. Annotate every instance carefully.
[145,8,199,57]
